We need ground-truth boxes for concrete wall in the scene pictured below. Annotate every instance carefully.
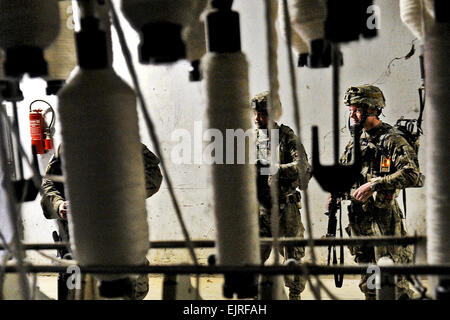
[0,0,426,265]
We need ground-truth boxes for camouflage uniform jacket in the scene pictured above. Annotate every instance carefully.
[341,121,421,211]
[40,143,163,224]
[340,122,420,298]
[256,123,311,202]
[257,123,310,296]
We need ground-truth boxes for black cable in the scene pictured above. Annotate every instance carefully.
[372,39,417,85]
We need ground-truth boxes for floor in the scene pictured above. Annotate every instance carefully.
[35,274,379,300]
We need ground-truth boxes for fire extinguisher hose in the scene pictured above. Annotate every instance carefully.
[29,99,56,130]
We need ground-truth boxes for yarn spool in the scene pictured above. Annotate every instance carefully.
[203,52,260,298]
[184,0,208,63]
[266,0,282,121]
[58,68,149,281]
[183,0,208,81]
[57,4,149,296]
[278,0,309,59]
[45,0,112,86]
[288,0,327,43]
[400,0,434,40]
[0,49,23,101]
[288,0,331,68]
[425,21,450,295]
[424,0,435,19]
[121,0,194,64]
[45,0,77,95]
[0,0,60,78]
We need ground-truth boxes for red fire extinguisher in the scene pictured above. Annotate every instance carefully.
[29,100,55,154]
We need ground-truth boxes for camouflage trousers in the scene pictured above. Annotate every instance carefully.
[126,258,150,300]
[346,200,414,300]
[259,201,306,296]
[56,223,149,300]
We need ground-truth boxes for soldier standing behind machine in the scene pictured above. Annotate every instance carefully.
[40,143,163,300]
[337,84,421,300]
[252,91,311,300]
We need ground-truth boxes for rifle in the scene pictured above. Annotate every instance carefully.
[324,193,347,288]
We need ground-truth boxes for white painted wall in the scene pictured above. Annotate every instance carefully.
[0,0,426,266]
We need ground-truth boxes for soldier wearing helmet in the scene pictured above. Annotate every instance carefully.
[344,84,386,132]
[251,91,311,300]
[337,84,420,299]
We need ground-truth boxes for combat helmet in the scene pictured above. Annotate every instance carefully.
[251,91,270,113]
[344,84,385,116]
[251,90,282,118]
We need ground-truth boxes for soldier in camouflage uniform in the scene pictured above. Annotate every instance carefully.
[252,91,312,300]
[339,84,419,300]
[41,143,163,300]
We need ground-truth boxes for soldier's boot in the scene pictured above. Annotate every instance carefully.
[288,288,301,300]
[360,273,377,300]
[125,259,150,300]
[132,274,150,300]
[365,293,376,300]
[289,292,301,300]
[396,276,414,300]
[285,273,305,301]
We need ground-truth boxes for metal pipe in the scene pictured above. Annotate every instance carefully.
[0,102,30,299]
[3,264,450,276]
[2,236,425,251]
[332,42,341,163]
[11,101,23,180]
